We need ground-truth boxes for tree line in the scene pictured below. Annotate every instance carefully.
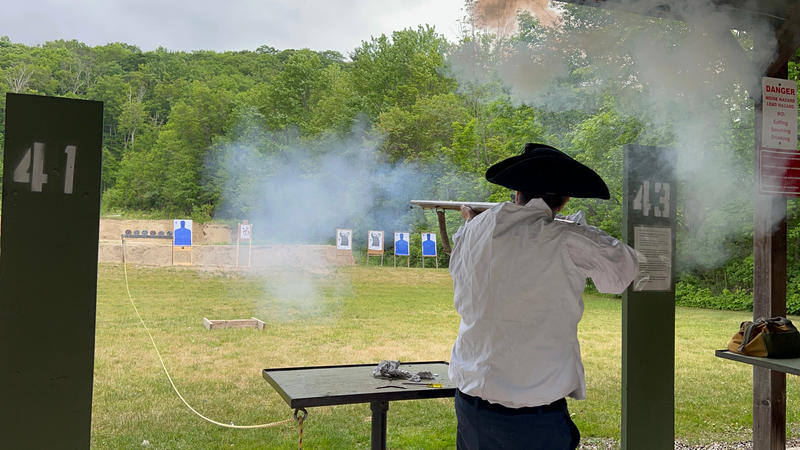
[0,3,799,311]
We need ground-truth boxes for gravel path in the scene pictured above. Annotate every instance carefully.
[577,438,800,449]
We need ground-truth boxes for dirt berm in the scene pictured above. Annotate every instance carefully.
[98,219,354,268]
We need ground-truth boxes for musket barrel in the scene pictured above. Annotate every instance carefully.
[409,200,499,212]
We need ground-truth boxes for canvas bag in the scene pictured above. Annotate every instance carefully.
[727,316,800,358]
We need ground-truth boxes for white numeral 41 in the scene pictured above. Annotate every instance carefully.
[13,142,76,194]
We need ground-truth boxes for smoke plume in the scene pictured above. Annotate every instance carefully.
[451,0,784,270]
[210,117,474,316]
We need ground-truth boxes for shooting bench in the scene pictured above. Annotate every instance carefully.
[262,361,455,450]
[716,350,800,377]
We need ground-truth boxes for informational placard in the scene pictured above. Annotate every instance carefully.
[394,232,410,256]
[621,145,676,450]
[367,230,384,252]
[239,221,252,241]
[761,77,797,150]
[421,232,437,257]
[336,228,352,250]
[758,149,800,195]
[759,77,800,196]
[173,219,193,246]
[632,226,672,291]
[0,93,103,449]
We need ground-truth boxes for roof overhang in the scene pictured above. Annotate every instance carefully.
[556,0,800,75]
[556,0,796,26]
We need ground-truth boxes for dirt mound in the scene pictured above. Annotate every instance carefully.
[95,219,354,268]
[100,241,354,269]
[99,219,232,244]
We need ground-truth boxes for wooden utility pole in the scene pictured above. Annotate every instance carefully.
[752,18,796,447]
[752,165,787,450]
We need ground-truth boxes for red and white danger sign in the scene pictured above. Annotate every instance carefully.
[759,77,799,196]
[762,77,797,150]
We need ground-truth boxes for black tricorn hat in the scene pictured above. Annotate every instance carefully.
[485,143,610,199]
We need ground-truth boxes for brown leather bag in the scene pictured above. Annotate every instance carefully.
[728,317,800,358]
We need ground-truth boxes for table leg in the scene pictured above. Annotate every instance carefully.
[370,400,389,450]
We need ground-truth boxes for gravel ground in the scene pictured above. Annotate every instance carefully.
[576,438,800,449]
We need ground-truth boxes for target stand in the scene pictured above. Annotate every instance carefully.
[366,248,384,266]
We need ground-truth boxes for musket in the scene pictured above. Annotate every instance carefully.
[409,199,581,255]
[409,200,501,255]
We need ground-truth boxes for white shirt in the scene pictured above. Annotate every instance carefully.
[448,199,638,408]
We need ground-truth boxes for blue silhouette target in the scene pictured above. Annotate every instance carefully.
[173,219,192,246]
[421,233,437,257]
[394,232,409,256]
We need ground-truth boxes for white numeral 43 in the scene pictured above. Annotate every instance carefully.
[13,143,77,194]
[633,180,670,218]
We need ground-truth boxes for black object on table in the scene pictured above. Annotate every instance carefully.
[262,361,455,450]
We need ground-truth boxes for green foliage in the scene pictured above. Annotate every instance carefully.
[2,21,799,309]
[350,25,458,119]
[378,93,470,162]
[675,281,753,312]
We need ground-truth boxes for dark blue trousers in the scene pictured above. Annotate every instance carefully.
[455,389,580,450]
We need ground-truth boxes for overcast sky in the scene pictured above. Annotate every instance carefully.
[0,0,467,56]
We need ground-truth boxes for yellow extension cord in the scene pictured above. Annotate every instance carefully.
[121,241,292,429]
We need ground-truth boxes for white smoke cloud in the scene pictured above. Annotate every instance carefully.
[214,120,432,245]
[448,0,785,269]
[210,117,474,316]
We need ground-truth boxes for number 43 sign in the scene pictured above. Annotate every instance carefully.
[13,142,77,194]
[632,180,671,218]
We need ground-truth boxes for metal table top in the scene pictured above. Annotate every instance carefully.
[262,361,455,409]
[715,350,800,376]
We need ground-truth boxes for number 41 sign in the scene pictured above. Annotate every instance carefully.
[0,93,103,449]
[13,142,77,193]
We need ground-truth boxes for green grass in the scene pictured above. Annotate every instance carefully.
[92,264,800,448]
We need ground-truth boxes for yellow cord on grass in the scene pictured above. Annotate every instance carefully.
[121,240,291,429]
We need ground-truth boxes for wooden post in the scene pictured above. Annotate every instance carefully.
[236,223,241,269]
[752,19,797,445]
[753,75,788,450]
[248,224,253,267]
[752,134,788,450]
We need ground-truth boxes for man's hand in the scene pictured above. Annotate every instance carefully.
[461,205,478,221]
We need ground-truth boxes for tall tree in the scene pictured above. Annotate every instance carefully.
[350,26,458,119]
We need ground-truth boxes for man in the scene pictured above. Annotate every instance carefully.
[449,143,638,450]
